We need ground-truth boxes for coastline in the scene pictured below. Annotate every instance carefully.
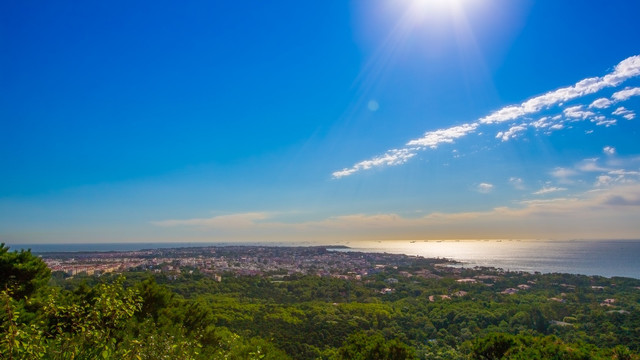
[6,239,640,279]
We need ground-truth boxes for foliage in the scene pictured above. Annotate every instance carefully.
[334,331,417,360]
[469,333,639,360]
[0,243,50,299]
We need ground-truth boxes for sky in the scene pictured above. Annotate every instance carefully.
[2,0,640,244]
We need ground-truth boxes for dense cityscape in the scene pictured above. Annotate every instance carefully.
[41,245,450,280]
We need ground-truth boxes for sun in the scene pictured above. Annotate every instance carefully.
[405,0,470,23]
[410,0,453,12]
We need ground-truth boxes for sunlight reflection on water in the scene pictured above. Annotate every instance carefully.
[338,239,640,279]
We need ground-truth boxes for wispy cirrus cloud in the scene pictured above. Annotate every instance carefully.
[332,55,640,178]
[577,158,610,172]
[551,167,579,183]
[151,212,270,228]
[547,155,640,190]
[509,177,525,190]
[533,186,567,195]
[476,182,494,193]
[406,123,479,147]
[332,148,418,179]
[152,153,640,241]
[152,184,640,240]
[332,124,478,178]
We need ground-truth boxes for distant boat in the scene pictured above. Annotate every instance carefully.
[410,241,416,243]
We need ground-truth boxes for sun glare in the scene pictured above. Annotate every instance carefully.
[410,0,453,12]
[404,0,478,24]
[409,0,464,17]
[381,0,477,42]
[386,0,482,50]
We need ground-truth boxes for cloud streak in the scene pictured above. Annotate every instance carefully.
[476,183,494,193]
[152,212,270,228]
[332,148,418,178]
[533,186,567,195]
[152,184,640,241]
[333,55,640,178]
[406,123,479,147]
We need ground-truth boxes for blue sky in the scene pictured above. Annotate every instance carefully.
[2,0,640,244]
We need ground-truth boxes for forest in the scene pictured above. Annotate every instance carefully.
[2,243,640,359]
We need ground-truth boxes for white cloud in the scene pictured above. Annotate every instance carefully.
[596,175,614,187]
[530,115,567,131]
[479,55,640,124]
[533,186,567,195]
[591,116,616,127]
[531,117,550,128]
[603,146,616,155]
[479,106,526,124]
[546,157,639,189]
[612,87,640,101]
[509,177,524,190]
[406,123,478,148]
[563,105,595,120]
[577,158,609,172]
[608,169,640,176]
[477,183,494,193]
[496,124,527,142]
[551,167,578,182]
[589,98,613,109]
[332,55,640,178]
[612,106,636,120]
[332,148,417,179]
[612,106,629,115]
[601,169,640,186]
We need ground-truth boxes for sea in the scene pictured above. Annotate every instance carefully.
[6,239,640,279]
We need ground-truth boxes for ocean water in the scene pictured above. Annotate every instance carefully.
[340,239,640,279]
[6,239,640,279]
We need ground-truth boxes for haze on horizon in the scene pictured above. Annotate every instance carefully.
[2,0,640,244]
